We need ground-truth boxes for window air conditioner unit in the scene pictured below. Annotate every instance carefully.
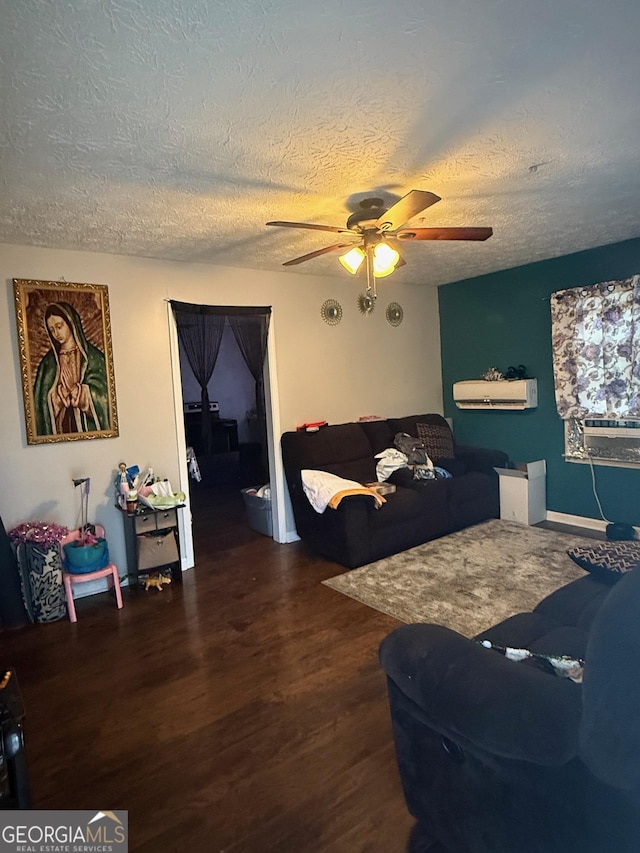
[582,422,640,459]
[453,379,538,411]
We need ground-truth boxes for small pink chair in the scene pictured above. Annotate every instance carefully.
[60,524,123,623]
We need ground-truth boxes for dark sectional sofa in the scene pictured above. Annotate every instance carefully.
[281,413,508,568]
[379,563,640,852]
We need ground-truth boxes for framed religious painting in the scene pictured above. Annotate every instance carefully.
[13,279,119,445]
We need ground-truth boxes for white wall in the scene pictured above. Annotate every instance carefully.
[0,242,443,580]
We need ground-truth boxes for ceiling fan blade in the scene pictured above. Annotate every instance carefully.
[266,220,357,235]
[375,190,441,231]
[393,226,493,241]
[282,242,358,266]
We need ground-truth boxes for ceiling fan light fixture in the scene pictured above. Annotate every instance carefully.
[372,242,400,277]
[339,246,365,274]
[269,189,492,272]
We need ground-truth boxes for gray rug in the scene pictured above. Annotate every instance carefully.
[322,519,597,636]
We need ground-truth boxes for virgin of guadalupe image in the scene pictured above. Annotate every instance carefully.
[33,302,109,435]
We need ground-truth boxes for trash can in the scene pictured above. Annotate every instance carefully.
[13,541,67,622]
[8,522,69,623]
[241,485,273,537]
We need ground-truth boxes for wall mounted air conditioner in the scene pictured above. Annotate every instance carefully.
[453,379,538,410]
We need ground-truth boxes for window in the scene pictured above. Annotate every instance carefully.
[551,275,640,468]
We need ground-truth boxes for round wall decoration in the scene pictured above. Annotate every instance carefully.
[321,299,343,325]
[358,293,376,315]
[386,302,404,326]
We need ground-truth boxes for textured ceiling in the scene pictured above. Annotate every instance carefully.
[1,0,639,287]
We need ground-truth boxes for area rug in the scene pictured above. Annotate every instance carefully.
[322,519,597,636]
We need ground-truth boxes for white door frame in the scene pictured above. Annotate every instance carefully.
[166,303,290,573]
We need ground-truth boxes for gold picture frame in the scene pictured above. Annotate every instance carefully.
[13,279,119,445]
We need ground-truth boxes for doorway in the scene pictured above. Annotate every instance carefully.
[181,321,269,549]
[167,302,289,571]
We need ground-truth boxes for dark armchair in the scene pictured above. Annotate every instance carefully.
[379,567,640,852]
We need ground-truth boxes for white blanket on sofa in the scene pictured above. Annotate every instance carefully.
[301,469,386,513]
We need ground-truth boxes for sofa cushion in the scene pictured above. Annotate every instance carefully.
[455,444,508,475]
[387,468,453,503]
[476,611,563,647]
[446,471,500,529]
[359,419,395,455]
[535,573,613,631]
[387,412,450,442]
[281,423,377,484]
[416,420,455,462]
[528,625,591,661]
[580,566,640,791]
[567,541,640,584]
[367,486,435,530]
[432,456,467,478]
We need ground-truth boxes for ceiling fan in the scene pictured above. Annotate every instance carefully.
[266,189,493,297]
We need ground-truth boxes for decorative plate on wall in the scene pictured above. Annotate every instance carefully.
[358,293,376,315]
[386,302,403,326]
[321,299,343,325]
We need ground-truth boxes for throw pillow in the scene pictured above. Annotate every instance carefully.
[416,421,454,463]
[567,541,640,584]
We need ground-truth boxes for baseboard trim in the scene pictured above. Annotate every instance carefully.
[281,530,301,544]
[545,511,607,531]
[546,510,640,537]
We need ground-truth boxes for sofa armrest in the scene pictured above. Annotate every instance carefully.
[455,444,508,475]
[379,623,582,765]
[286,478,380,567]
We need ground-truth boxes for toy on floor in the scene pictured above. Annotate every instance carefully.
[143,572,172,591]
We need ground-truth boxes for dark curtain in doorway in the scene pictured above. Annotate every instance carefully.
[170,301,271,456]
[227,310,270,448]
[171,301,226,453]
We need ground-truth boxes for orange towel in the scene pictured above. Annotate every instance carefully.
[327,487,387,510]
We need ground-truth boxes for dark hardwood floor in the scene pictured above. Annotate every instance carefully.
[1,482,415,852]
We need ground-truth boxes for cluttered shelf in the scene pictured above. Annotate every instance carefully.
[115,462,185,587]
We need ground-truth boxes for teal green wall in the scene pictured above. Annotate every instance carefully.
[438,237,640,525]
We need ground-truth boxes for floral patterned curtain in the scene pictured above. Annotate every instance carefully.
[550,275,640,419]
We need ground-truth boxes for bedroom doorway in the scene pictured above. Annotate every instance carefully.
[181,320,269,550]
[167,302,288,569]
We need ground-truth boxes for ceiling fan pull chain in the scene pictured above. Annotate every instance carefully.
[365,248,377,299]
